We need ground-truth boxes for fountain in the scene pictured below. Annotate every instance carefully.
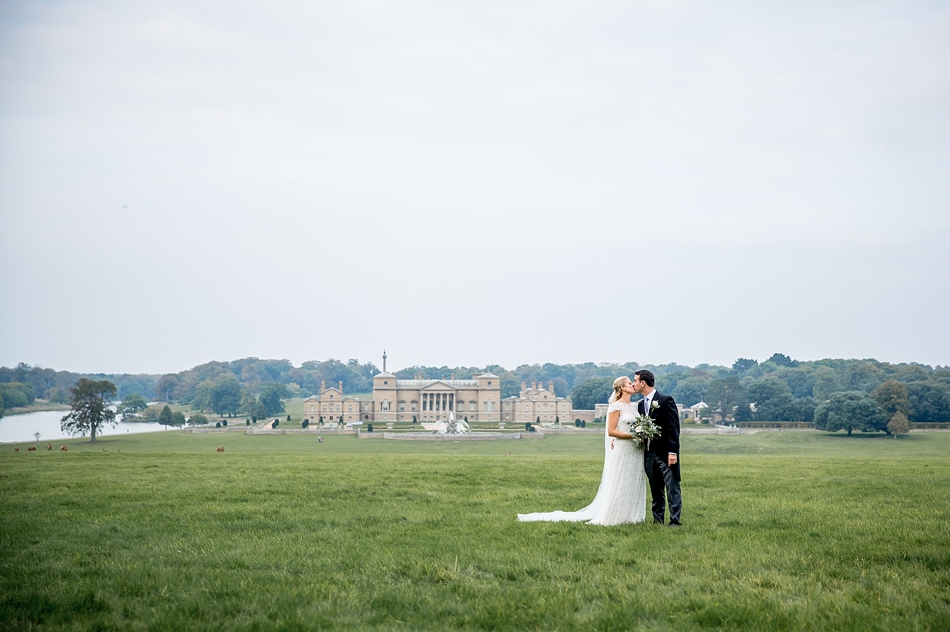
[421,411,471,435]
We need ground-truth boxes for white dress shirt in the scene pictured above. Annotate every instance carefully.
[642,390,654,415]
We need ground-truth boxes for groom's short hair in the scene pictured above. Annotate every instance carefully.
[635,370,655,387]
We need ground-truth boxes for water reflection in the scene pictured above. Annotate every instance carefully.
[0,410,179,444]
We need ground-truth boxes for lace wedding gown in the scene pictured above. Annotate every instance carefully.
[518,401,647,525]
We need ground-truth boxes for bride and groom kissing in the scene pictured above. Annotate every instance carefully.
[518,370,682,527]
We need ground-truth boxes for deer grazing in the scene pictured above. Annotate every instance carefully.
[216,447,225,452]
[27,446,36,452]
[60,446,68,451]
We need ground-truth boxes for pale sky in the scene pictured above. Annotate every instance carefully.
[1,1,948,375]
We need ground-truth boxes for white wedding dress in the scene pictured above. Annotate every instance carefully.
[518,401,647,525]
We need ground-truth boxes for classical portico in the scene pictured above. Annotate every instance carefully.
[301,354,572,427]
[372,371,501,423]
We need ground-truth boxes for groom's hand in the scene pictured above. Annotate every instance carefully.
[668,453,678,465]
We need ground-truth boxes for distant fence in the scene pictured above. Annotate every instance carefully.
[911,422,950,429]
[737,422,815,429]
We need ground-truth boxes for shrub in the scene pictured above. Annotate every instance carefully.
[215,422,221,428]
[367,424,373,432]
[287,414,291,422]
[581,420,586,428]
[888,412,910,436]
[302,419,309,429]
[189,414,208,426]
[575,419,581,427]
[525,422,531,431]
[271,420,278,429]
[528,425,536,432]
[412,416,417,423]
[246,419,250,426]
[222,419,228,427]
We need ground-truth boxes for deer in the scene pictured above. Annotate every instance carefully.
[27,446,36,452]
[216,447,225,452]
[60,446,68,451]
[47,443,52,451]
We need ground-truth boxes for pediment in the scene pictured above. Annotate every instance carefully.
[421,381,454,391]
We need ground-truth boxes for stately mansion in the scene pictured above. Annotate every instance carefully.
[303,371,574,426]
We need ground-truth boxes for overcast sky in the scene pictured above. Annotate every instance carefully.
[1,1,948,375]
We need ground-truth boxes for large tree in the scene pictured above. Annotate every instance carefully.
[210,375,244,416]
[732,358,758,374]
[813,391,887,436]
[61,378,118,442]
[872,380,910,418]
[843,363,887,393]
[258,382,291,416]
[812,367,840,402]
[190,380,214,412]
[569,377,614,410]
[747,378,796,421]
[117,392,148,418]
[906,382,950,422]
[766,353,798,368]
[672,376,709,407]
[704,376,747,422]
[155,374,181,402]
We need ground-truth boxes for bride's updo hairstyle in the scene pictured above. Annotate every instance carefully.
[608,376,629,404]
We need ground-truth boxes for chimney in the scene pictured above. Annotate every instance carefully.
[320,380,326,393]
[338,381,343,393]
[549,381,554,393]
[521,381,526,394]
[532,382,537,391]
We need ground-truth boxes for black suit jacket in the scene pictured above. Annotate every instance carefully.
[639,391,681,478]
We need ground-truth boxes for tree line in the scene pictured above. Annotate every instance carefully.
[3,354,949,424]
[569,353,950,426]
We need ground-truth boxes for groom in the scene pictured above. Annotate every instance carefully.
[633,370,682,527]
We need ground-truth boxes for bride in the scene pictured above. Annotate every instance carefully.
[518,376,647,525]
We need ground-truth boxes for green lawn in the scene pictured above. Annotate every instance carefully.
[1,431,948,630]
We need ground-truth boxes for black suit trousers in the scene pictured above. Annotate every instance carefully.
[644,452,682,525]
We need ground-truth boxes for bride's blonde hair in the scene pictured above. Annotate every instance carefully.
[608,376,629,403]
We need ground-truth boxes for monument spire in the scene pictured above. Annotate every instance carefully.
[382,349,387,373]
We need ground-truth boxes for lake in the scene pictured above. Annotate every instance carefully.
[0,410,179,444]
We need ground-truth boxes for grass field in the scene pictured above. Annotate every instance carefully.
[1,431,948,631]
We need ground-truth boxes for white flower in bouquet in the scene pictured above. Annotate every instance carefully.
[631,414,661,451]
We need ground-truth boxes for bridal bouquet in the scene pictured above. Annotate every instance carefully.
[631,414,661,451]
